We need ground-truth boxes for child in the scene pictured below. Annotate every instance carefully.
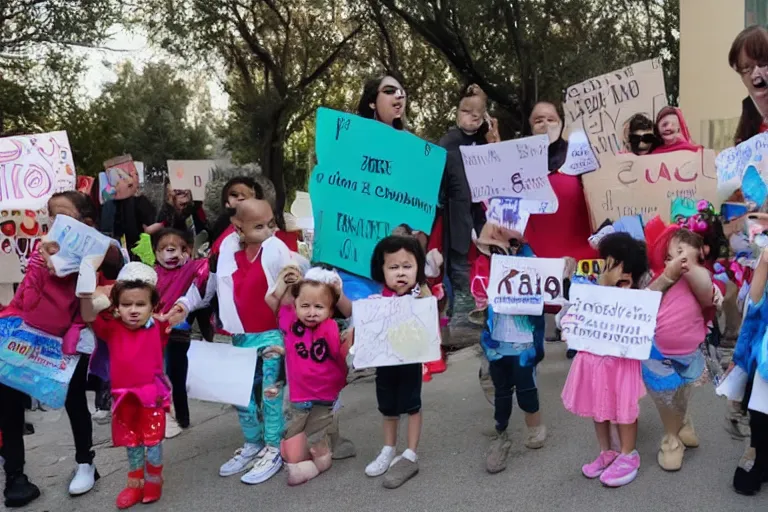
[151,228,211,437]
[643,227,715,472]
[80,263,169,509]
[212,198,293,484]
[0,191,121,508]
[561,233,651,487]
[363,235,430,489]
[468,224,546,474]
[267,267,350,485]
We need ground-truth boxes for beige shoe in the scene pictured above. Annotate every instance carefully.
[657,434,685,471]
[525,425,547,449]
[678,417,699,448]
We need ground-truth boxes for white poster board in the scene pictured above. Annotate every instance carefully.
[561,131,599,176]
[186,341,260,408]
[486,197,530,233]
[352,296,440,369]
[560,284,662,360]
[460,135,557,213]
[487,255,565,315]
[168,160,217,201]
[715,132,768,202]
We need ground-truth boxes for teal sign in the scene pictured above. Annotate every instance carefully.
[309,107,447,278]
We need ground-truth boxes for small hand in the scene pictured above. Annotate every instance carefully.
[155,303,189,333]
[663,254,687,282]
[563,257,577,279]
[485,116,501,144]
[341,328,355,348]
[39,240,60,274]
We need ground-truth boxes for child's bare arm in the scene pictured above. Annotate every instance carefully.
[266,266,301,313]
[750,248,768,304]
[683,265,715,308]
[336,293,353,318]
[80,297,98,323]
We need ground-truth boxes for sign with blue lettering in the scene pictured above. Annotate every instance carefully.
[309,107,446,278]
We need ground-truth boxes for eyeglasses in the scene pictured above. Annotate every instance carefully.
[379,85,406,98]
[737,62,768,76]
[629,133,656,145]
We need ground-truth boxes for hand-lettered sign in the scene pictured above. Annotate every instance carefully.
[560,284,662,360]
[487,255,565,315]
[716,132,768,203]
[563,59,668,162]
[582,149,718,226]
[560,131,599,176]
[460,135,556,213]
[0,209,49,282]
[486,197,530,233]
[309,107,446,278]
[0,131,76,210]
[168,160,217,201]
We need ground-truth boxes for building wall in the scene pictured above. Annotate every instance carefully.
[679,0,745,150]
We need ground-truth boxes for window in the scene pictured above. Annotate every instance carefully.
[746,0,768,26]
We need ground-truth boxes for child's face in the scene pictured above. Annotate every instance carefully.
[48,196,81,224]
[171,189,193,213]
[658,114,682,145]
[155,234,190,269]
[233,199,276,245]
[530,103,562,143]
[666,238,701,266]
[383,249,418,296]
[295,283,334,327]
[600,257,633,288]
[226,184,256,208]
[457,96,485,133]
[117,287,154,330]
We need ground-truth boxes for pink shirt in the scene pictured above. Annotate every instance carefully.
[279,305,347,403]
[654,279,707,355]
[0,253,78,337]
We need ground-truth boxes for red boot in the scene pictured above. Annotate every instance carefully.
[116,470,143,509]
[142,464,163,504]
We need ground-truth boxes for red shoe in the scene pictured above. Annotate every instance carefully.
[422,364,433,382]
[116,470,144,510]
[142,464,163,504]
[425,358,447,375]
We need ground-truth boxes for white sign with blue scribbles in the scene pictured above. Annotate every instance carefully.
[460,135,557,213]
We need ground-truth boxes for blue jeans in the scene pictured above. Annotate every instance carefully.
[489,355,539,432]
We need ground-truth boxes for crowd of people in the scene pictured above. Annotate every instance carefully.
[2,24,768,510]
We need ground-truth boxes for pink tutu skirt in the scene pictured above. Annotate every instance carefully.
[561,352,645,425]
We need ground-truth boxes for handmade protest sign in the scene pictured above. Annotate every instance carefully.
[309,107,446,278]
[561,131,599,176]
[563,58,667,161]
[460,135,556,213]
[560,284,662,360]
[0,131,76,210]
[186,340,260,407]
[352,296,440,369]
[168,160,217,201]
[716,132,768,202]
[486,197,530,233]
[0,209,49,282]
[0,317,80,408]
[48,215,114,296]
[582,149,718,226]
[100,155,139,204]
[487,255,565,315]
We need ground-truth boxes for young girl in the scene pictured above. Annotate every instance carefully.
[80,262,170,509]
[644,227,716,472]
[267,267,350,485]
[364,235,430,489]
[561,233,651,487]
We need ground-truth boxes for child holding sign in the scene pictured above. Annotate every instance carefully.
[561,233,649,487]
[363,235,430,489]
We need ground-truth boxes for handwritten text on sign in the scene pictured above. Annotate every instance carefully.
[715,132,768,203]
[561,131,599,176]
[0,131,76,210]
[309,108,446,278]
[582,149,717,225]
[460,135,557,213]
[560,284,662,360]
[563,59,667,161]
[487,255,565,315]
[168,160,217,201]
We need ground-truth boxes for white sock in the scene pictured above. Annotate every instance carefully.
[402,449,418,463]
[381,445,396,458]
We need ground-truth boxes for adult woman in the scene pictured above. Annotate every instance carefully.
[730,25,768,144]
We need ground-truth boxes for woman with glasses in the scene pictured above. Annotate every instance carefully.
[730,25,768,145]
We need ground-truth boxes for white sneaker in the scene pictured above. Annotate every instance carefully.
[219,443,262,477]
[69,463,100,495]
[92,410,111,425]
[240,446,283,485]
[165,413,183,439]
[365,446,396,477]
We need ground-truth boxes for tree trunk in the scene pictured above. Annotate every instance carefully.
[262,105,287,229]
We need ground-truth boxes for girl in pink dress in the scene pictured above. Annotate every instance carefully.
[561,233,650,487]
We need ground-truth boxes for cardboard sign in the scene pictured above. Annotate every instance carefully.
[582,149,718,226]
[0,317,80,408]
[561,131,599,176]
[460,135,556,213]
[560,284,662,360]
[352,296,441,369]
[309,107,446,278]
[487,255,565,315]
[100,155,139,203]
[0,131,76,210]
[0,208,49,282]
[486,197,530,233]
[563,58,667,161]
[168,160,216,201]
[716,132,768,203]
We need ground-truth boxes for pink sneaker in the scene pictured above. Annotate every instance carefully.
[599,451,640,487]
[582,450,618,479]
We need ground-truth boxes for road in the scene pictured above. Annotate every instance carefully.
[14,343,766,512]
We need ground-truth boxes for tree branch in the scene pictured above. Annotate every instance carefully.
[296,24,362,90]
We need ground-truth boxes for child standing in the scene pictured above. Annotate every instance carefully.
[364,235,430,489]
[268,267,350,485]
[561,233,650,487]
[80,262,170,509]
[212,198,292,484]
[467,228,546,474]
